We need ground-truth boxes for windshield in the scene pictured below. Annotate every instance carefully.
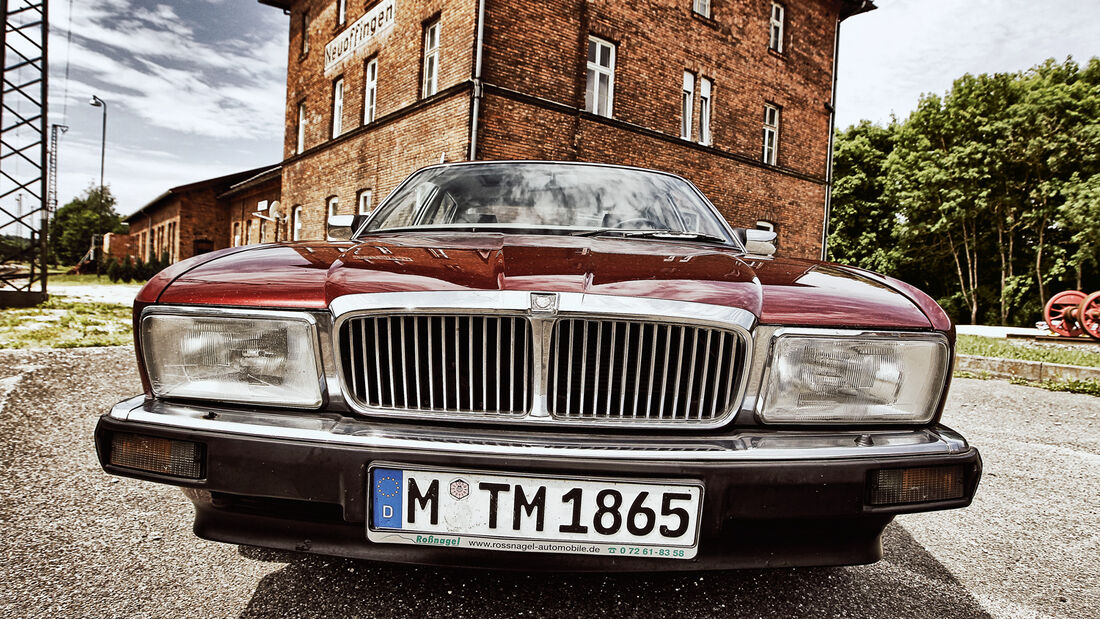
[363,162,733,242]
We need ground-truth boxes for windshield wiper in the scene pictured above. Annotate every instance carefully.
[573,228,729,244]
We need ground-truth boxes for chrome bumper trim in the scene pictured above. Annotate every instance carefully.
[108,395,970,462]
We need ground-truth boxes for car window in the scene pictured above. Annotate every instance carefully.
[366,163,731,241]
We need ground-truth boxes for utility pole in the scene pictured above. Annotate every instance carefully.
[0,0,50,307]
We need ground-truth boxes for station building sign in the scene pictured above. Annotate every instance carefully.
[325,0,395,72]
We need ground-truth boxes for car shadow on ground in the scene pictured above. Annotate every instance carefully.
[236,522,990,618]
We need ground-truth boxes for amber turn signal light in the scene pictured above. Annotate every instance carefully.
[868,465,965,506]
[109,433,204,479]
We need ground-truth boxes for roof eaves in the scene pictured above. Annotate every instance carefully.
[218,165,282,199]
[840,0,877,20]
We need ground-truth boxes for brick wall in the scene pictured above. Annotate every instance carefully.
[280,0,478,238]
[273,0,847,257]
[477,0,838,256]
[226,178,283,246]
[282,91,471,240]
[177,188,228,260]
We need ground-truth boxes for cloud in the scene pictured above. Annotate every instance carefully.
[55,134,258,216]
[51,0,286,140]
[835,0,1100,127]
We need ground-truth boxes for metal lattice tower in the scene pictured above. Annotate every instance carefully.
[0,0,48,306]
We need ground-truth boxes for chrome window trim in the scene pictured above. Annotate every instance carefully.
[139,305,327,410]
[330,291,756,429]
[108,394,970,461]
[756,327,951,425]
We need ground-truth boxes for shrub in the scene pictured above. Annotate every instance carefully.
[105,257,120,283]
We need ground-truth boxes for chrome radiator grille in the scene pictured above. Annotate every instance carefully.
[548,319,744,422]
[339,315,531,414]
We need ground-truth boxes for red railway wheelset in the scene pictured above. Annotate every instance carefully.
[1043,290,1100,340]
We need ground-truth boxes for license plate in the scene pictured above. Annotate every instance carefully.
[367,464,703,559]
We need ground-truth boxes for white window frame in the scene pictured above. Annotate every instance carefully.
[337,0,346,25]
[245,220,252,245]
[232,222,241,247]
[422,20,440,98]
[291,206,303,241]
[259,220,267,243]
[585,36,615,117]
[769,3,785,53]
[699,77,712,145]
[692,0,711,19]
[301,11,310,55]
[332,77,344,138]
[327,196,339,219]
[681,71,694,140]
[763,103,780,165]
[358,189,373,214]
[364,58,378,124]
[296,102,306,154]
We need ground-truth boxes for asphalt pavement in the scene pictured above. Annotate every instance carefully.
[1,347,1096,618]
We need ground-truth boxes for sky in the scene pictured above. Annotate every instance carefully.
[9,0,1100,223]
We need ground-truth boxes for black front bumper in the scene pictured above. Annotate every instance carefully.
[95,397,981,571]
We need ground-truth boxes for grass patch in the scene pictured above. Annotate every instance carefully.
[956,334,1100,368]
[45,272,146,285]
[1006,375,1100,397]
[0,297,132,349]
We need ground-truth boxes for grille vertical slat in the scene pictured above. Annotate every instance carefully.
[341,314,530,415]
[548,318,744,424]
[697,329,713,420]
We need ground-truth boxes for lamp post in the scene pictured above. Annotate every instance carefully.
[89,96,107,277]
[88,95,107,193]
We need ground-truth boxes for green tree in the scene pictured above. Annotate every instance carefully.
[49,185,127,266]
[826,120,900,272]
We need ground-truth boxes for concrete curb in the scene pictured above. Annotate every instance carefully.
[955,354,1100,382]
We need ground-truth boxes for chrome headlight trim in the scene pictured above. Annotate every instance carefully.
[757,327,951,425]
[140,305,326,409]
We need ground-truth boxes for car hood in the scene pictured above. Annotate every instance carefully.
[152,233,936,329]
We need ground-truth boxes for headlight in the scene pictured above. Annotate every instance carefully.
[141,309,323,408]
[759,330,949,424]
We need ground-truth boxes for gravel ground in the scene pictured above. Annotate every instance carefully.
[1,347,1096,618]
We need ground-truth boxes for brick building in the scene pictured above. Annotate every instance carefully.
[259,0,873,258]
[122,166,280,263]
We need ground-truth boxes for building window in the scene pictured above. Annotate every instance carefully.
[332,78,344,138]
[769,3,785,53]
[763,103,780,165]
[232,222,240,247]
[337,0,346,26]
[585,36,615,117]
[291,206,303,241]
[421,20,440,98]
[357,189,373,214]
[296,102,306,154]
[692,0,711,19]
[364,58,378,124]
[699,77,712,145]
[327,196,339,218]
[301,11,310,55]
[756,220,775,233]
[681,71,694,140]
[259,220,267,243]
[245,220,253,245]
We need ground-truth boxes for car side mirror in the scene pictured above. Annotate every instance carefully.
[326,215,369,241]
[744,228,777,256]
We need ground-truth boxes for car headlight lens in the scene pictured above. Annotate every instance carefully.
[759,331,949,424]
[141,310,323,408]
